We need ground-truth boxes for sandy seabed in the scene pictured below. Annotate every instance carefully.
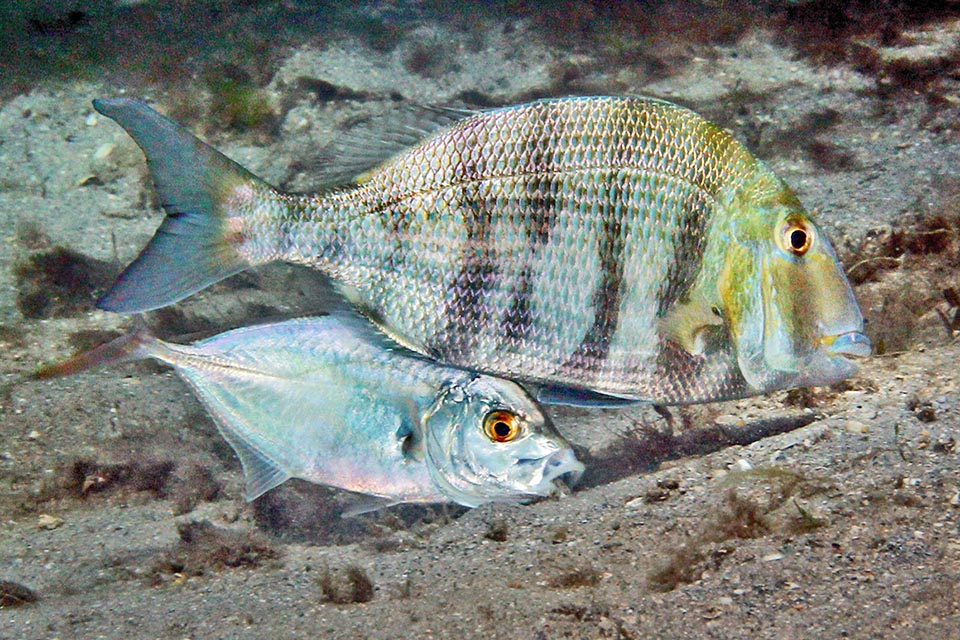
[1,2,959,638]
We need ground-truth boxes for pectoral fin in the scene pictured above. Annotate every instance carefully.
[339,495,399,518]
[537,385,639,407]
[658,295,724,356]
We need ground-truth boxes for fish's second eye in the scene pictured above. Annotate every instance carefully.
[781,218,812,256]
[483,410,521,443]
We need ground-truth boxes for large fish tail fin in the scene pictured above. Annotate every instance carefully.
[33,317,163,379]
[93,98,274,313]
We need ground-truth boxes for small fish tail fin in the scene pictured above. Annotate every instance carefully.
[93,98,275,313]
[33,318,161,380]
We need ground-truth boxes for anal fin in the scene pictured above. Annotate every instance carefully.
[211,415,291,501]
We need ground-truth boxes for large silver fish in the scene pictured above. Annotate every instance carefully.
[92,96,869,405]
[37,316,583,510]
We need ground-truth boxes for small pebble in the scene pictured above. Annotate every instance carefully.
[933,437,956,453]
[762,552,783,562]
[94,142,115,161]
[949,490,959,507]
[76,175,103,187]
[714,414,743,427]
[85,112,98,126]
[844,420,869,434]
[25,430,41,441]
[733,459,753,472]
[37,514,63,530]
[717,596,733,606]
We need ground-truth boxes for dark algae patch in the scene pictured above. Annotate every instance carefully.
[708,490,770,541]
[647,490,772,592]
[546,564,603,589]
[0,580,38,608]
[484,517,509,542]
[15,247,116,319]
[170,464,222,516]
[843,179,960,353]
[772,0,960,64]
[66,328,123,353]
[317,565,376,604]
[647,543,718,593]
[153,520,280,582]
[60,458,174,498]
[204,65,278,136]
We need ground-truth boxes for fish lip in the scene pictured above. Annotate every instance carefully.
[821,331,872,358]
[538,451,585,494]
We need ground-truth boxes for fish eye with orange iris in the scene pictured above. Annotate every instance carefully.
[483,410,522,442]
[782,218,813,256]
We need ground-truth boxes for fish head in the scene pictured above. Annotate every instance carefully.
[422,375,584,508]
[719,191,870,393]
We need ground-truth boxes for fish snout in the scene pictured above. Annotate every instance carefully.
[820,331,872,358]
[540,449,585,493]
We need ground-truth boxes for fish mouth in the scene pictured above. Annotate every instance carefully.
[820,331,872,358]
[537,450,585,495]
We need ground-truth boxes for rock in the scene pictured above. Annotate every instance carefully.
[0,580,38,607]
[37,514,63,530]
[843,420,869,435]
[93,142,115,161]
[714,414,743,428]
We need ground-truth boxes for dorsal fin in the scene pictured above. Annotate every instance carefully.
[316,105,476,187]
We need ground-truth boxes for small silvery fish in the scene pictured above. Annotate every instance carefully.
[91,96,869,405]
[37,316,583,510]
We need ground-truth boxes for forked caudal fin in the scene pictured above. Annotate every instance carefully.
[30,320,295,502]
[33,317,162,379]
[93,98,272,313]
